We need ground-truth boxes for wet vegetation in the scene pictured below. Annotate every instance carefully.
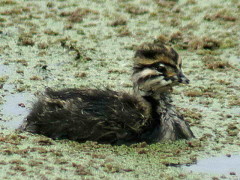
[0,0,240,179]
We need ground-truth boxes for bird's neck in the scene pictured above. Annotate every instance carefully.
[133,90,173,120]
[144,92,172,111]
[134,92,173,143]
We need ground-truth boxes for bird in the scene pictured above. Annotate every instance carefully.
[19,41,194,145]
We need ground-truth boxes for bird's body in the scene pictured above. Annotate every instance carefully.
[23,88,154,144]
[20,41,194,144]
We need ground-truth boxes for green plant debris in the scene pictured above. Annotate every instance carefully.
[0,0,240,179]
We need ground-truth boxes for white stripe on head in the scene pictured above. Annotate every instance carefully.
[132,68,161,82]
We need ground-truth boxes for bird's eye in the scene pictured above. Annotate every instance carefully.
[155,65,166,72]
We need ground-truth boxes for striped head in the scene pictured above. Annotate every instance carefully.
[132,42,189,97]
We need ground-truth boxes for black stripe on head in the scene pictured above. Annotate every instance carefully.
[133,65,147,74]
[133,63,156,74]
[133,61,177,75]
[135,49,161,59]
[137,74,163,84]
[151,62,177,70]
[134,43,179,63]
[169,48,179,63]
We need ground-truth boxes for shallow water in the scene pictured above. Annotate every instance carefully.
[185,155,240,177]
[0,92,34,129]
[0,63,10,76]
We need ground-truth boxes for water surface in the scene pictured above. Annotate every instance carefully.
[185,155,240,177]
[0,92,34,129]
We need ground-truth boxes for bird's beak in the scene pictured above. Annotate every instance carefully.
[178,71,190,84]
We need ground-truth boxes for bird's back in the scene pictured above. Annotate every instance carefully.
[22,88,151,144]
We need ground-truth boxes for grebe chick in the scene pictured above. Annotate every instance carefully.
[20,42,194,144]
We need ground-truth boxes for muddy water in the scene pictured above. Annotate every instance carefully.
[185,155,240,177]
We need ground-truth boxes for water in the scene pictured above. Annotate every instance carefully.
[0,64,10,76]
[0,62,36,128]
[0,92,34,129]
[185,155,240,177]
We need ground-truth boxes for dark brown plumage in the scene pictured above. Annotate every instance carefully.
[20,41,194,144]
[23,88,153,144]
